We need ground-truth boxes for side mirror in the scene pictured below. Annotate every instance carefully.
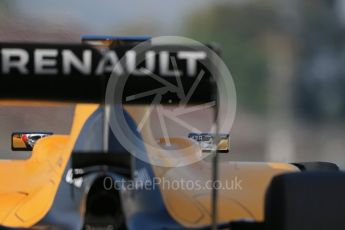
[12,132,53,151]
[188,133,230,153]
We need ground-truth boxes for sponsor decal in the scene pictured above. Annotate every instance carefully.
[0,44,208,78]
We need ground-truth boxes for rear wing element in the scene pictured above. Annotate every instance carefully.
[0,43,216,104]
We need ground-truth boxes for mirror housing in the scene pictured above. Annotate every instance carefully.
[12,132,53,151]
[188,133,230,153]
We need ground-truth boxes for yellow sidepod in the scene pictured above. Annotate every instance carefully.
[0,104,98,228]
[125,105,299,228]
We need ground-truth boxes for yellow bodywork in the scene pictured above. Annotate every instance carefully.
[218,138,230,151]
[126,105,299,227]
[12,135,27,149]
[156,162,297,227]
[0,104,299,228]
[0,104,98,228]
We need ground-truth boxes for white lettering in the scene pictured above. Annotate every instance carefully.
[34,49,58,74]
[126,50,155,75]
[62,50,91,75]
[1,48,29,74]
[95,51,123,75]
[178,51,206,76]
[159,51,181,76]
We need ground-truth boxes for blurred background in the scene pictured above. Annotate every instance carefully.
[1,0,345,168]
